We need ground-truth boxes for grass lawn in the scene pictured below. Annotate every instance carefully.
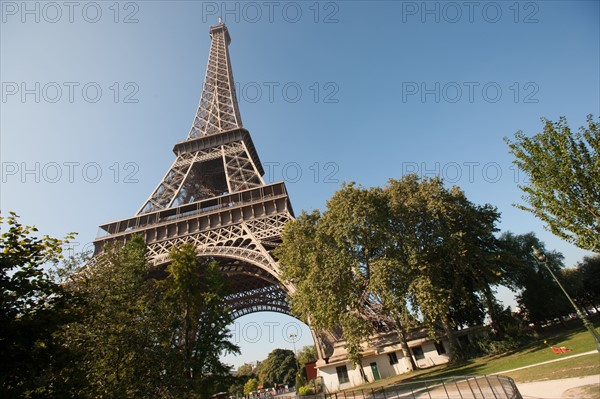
[503,354,599,382]
[342,324,600,393]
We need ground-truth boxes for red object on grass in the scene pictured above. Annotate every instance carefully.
[550,346,571,354]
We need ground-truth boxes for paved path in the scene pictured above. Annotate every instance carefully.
[516,374,599,399]
[489,350,599,399]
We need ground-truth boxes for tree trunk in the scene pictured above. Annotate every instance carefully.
[394,316,417,371]
[358,363,369,383]
[442,316,463,362]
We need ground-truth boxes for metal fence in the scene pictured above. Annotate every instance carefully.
[293,375,523,399]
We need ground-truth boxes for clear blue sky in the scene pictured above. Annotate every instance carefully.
[1,1,599,368]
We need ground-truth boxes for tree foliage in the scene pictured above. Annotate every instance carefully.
[497,232,570,327]
[278,176,503,364]
[65,236,178,397]
[558,255,600,316]
[296,345,317,366]
[505,115,600,251]
[229,382,245,397]
[256,349,298,387]
[235,362,256,377]
[62,238,237,398]
[575,255,600,310]
[0,212,82,398]
[164,243,239,397]
[243,378,258,395]
[380,176,501,359]
[276,205,371,368]
[0,214,247,398]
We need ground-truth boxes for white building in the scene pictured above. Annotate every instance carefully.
[316,330,461,392]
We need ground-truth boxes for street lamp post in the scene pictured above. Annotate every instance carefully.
[531,246,600,352]
[290,333,298,356]
[289,333,301,389]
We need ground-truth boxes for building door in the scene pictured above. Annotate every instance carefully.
[370,362,381,380]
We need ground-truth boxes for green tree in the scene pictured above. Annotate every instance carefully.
[296,345,317,366]
[560,268,588,315]
[256,349,298,387]
[164,243,239,397]
[65,236,176,398]
[231,364,255,398]
[236,362,256,377]
[559,255,600,316]
[577,255,600,312]
[229,382,244,397]
[279,177,504,364]
[243,378,258,395]
[0,212,82,398]
[64,238,238,398]
[498,232,570,328]
[379,176,502,360]
[276,187,378,376]
[505,115,600,251]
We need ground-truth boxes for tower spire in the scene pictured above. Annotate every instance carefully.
[188,22,242,139]
[135,22,263,215]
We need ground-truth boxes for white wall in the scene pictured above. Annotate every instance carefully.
[412,341,449,369]
[360,352,410,381]
[318,363,362,393]
[318,340,451,392]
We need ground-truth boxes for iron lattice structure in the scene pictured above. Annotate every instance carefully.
[93,22,399,361]
[94,22,296,326]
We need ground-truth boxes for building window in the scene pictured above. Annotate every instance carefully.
[336,365,350,384]
[388,352,399,365]
[412,346,425,360]
[434,341,446,355]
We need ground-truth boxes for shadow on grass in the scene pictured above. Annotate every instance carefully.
[392,360,489,385]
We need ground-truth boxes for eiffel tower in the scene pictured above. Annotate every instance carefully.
[93,21,297,323]
[92,21,436,375]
